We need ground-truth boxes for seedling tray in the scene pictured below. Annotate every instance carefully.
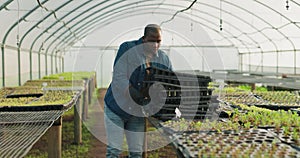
[268,128,300,150]
[0,95,78,112]
[5,93,43,98]
[172,129,300,157]
[143,81,207,90]
[253,104,300,111]
[0,104,65,111]
[153,113,213,121]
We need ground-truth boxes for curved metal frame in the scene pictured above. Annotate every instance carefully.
[42,0,285,74]
[29,0,97,77]
[1,0,48,86]
[1,0,300,86]
[51,1,279,55]
[0,0,13,11]
[50,2,268,64]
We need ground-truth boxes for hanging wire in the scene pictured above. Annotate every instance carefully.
[220,0,223,31]
[190,8,193,32]
[286,0,289,10]
[16,0,20,46]
[36,0,86,47]
[160,0,197,26]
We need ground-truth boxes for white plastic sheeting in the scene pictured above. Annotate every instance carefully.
[1,0,300,87]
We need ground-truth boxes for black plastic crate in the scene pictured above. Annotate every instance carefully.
[253,104,300,111]
[5,93,43,98]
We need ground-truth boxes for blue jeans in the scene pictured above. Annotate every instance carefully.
[104,104,145,158]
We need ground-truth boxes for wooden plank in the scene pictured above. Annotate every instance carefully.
[48,117,62,158]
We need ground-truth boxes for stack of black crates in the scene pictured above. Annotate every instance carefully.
[143,66,218,121]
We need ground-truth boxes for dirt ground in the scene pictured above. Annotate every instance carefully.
[86,88,107,158]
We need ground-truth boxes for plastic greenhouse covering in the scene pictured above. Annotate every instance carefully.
[1,1,300,158]
[1,0,300,87]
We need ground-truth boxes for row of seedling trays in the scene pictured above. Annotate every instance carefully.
[156,98,300,157]
[174,129,299,157]
[218,90,300,110]
[0,80,85,111]
[159,119,300,157]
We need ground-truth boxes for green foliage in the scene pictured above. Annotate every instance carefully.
[42,71,95,81]
[238,85,251,91]
[255,86,268,92]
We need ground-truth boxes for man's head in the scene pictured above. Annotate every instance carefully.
[142,24,162,55]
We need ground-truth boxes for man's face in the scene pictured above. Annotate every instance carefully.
[143,31,162,55]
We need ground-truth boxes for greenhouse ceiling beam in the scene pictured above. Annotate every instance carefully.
[56,0,268,57]
[48,1,248,56]
[41,0,152,56]
[39,0,300,75]
[34,0,127,75]
[239,49,300,54]
[1,0,49,86]
[58,1,291,73]
[54,10,235,55]
[206,0,279,73]
[200,2,269,50]
[54,0,276,59]
[57,10,239,59]
[197,1,267,71]
[48,1,244,56]
[70,44,234,50]
[32,0,288,73]
[45,1,163,57]
[29,0,96,77]
[41,1,114,76]
[223,0,298,74]
[223,0,283,50]
[18,0,73,79]
[29,0,115,59]
[0,0,13,11]
[253,0,298,74]
[0,43,43,55]
[291,0,300,6]
[56,1,271,56]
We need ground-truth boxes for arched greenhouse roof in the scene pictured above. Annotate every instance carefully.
[1,0,300,87]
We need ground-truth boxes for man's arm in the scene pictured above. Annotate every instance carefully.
[111,42,145,105]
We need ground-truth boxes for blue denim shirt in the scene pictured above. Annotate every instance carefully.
[104,38,172,119]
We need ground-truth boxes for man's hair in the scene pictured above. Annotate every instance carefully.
[144,24,161,37]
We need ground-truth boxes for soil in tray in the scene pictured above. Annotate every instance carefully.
[174,129,300,157]
[268,128,300,148]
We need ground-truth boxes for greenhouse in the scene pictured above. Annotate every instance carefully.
[0,0,300,157]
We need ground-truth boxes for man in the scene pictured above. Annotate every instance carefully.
[104,24,172,158]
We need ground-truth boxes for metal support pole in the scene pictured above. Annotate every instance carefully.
[18,47,21,86]
[45,53,48,76]
[38,52,41,79]
[51,54,53,75]
[30,50,33,80]
[1,45,5,87]
[61,57,64,73]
